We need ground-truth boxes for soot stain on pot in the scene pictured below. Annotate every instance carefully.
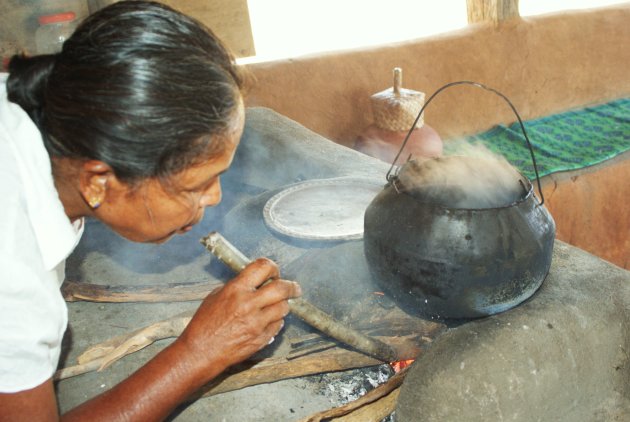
[363,154,556,320]
[466,273,535,314]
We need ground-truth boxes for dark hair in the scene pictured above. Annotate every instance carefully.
[7,0,243,184]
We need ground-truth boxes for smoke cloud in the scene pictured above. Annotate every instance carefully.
[397,142,528,209]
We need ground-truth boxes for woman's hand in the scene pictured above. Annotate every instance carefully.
[177,258,302,380]
[56,258,301,422]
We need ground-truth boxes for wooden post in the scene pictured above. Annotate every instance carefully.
[466,0,520,25]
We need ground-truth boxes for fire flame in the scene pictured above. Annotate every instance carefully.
[373,290,415,373]
[390,359,415,373]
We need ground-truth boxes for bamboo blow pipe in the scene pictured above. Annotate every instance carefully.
[200,232,400,362]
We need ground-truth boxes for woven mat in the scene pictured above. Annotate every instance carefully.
[446,97,630,179]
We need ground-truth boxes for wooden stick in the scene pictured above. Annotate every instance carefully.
[54,359,104,381]
[56,311,194,380]
[75,311,194,365]
[297,366,408,422]
[56,315,192,381]
[58,319,421,383]
[62,280,222,303]
[200,232,406,362]
[58,336,405,387]
[334,388,400,421]
[287,341,336,360]
[96,314,192,370]
[200,347,383,398]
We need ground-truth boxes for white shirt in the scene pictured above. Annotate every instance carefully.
[0,73,84,393]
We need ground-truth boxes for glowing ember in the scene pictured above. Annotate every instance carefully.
[390,359,415,373]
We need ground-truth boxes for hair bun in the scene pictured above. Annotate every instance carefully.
[7,54,57,113]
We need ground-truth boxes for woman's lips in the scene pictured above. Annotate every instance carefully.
[175,225,192,235]
[175,213,203,235]
[178,218,200,234]
[149,221,197,244]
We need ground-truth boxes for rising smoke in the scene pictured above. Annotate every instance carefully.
[397,142,528,209]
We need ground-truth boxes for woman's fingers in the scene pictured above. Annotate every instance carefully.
[229,258,302,309]
[253,278,301,307]
[234,258,279,290]
[261,318,285,347]
[179,257,302,375]
[258,299,291,327]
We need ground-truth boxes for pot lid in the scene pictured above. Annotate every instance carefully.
[263,177,384,241]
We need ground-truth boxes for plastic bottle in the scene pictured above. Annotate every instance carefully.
[35,12,78,55]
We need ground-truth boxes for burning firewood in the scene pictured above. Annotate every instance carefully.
[56,329,410,398]
[297,366,409,422]
[198,347,384,398]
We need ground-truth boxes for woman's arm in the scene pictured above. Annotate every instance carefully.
[0,258,301,422]
[0,380,58,422]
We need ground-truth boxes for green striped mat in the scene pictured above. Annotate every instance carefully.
[446,97,630,179]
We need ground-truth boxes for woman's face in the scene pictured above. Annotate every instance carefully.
[97,109,244,244]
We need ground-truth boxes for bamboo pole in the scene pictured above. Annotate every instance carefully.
[200,232,409,362]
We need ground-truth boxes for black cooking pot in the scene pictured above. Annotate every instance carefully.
[363,81,556,319]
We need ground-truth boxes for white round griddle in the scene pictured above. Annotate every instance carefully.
[263,177,384,241]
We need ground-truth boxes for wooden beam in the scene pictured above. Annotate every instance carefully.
[467,0,520,24]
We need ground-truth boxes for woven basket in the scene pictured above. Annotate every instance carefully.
[371,68,425,132]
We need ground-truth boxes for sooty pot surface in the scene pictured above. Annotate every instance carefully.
[363,157,556,320]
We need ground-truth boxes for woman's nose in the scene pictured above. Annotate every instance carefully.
[199,178,222,207]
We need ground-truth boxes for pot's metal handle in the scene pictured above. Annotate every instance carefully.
[386,80,545,206]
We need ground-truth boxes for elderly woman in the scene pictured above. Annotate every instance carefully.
[0,1,300,420]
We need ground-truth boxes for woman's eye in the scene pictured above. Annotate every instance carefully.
[187,178,216,193]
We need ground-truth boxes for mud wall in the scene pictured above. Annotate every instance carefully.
[540,153,630,270]
[242,5,630,270]
[243,5,630,147]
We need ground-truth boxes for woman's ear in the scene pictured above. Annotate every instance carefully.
[79,160,113,210]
